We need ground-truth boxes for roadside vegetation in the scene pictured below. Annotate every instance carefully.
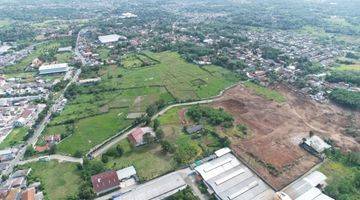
[320,149,360,200]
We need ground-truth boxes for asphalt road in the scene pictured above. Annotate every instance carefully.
[18,154,83,165]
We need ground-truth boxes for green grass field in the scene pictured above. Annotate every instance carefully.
[96,46,111,61]
[57,108,132,155]
[105,140,177,181]
[0,20,11,27]
[243,81,286,103]
[0,127,28,149]
[334,65,360,71]
[48,51,238,156]
[22,161,81,200]
[55,52,73,63]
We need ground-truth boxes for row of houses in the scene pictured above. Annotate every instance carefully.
[0,168,44,200]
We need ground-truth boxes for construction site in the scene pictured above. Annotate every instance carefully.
[210,84,360,190]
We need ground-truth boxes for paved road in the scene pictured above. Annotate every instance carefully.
[18,154,83,165]
[88,83,238,158]
[75,28,89,65]
[2,69,81,176]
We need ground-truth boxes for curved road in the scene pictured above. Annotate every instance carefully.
[89,83,238,158]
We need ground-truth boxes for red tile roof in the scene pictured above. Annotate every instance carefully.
[128,128,144,145]
[21,187,35,200]
[91,171,119,194]
[35,144,49,153]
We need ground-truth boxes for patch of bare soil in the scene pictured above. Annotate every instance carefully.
[211,84,359,190]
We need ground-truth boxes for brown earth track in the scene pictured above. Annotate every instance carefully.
[210,83,359,190]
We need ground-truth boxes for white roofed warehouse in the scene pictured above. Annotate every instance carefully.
[195,150,275,200]
[39,63,69,75]
[98,34,121,44]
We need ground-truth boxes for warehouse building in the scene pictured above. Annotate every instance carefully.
[38,63,69,75]
[114,172,187,200]
[98,34,121,44]
[276,171,334,200]
[195,150,275,200]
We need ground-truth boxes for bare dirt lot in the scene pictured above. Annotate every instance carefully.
[211,84,359,190]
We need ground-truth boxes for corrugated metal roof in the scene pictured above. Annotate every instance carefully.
[116,166,136,181]
[115,172,186,200]
[195,153,275,200]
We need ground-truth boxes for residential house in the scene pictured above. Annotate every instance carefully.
[91,171,120,195]
[127,127,155,146]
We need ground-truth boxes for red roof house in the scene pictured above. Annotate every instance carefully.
[127,127,155,146]
[44,134,61,143]
[91,171,120,195]
[21,187,35,200]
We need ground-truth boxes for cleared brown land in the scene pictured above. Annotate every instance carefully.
[210,84,359,190]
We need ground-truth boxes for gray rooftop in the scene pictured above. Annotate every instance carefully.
[196,153,275,200]
[115,172,186,200]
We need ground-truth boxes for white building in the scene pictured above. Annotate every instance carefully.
[39,63,69,75]
[277,171,334,200]
[195,150,275,200]
[98,34,121,44]
[303,135,331,154]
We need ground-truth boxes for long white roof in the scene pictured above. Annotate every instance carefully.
[98,34,120,43]
[39,63,68,71]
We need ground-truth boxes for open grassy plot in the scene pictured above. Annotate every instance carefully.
[243,81,286,103]
[121,53,159,69]
[55,52,73,63]
[0,127,28,149]
[105,140,177,181]
[57,108,132,155]
[22,161,81,200]
[48,51,238,156]
[334,65,360,71]
[96,46,111,61]
[0,20,11,27]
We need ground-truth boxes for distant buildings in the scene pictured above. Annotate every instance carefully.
[77,77,101,86]
[38,63,69,75]
[0,149,16,162]
[57,46,72,52]
[120,12,137,18]
[98,34,121,44]
[127,127,155,146]
[194,148,275,200]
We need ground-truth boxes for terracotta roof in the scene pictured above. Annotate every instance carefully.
[91,171,119,194]
[22,187,35,200]
[127,127,154,145]
[35,144,49,153]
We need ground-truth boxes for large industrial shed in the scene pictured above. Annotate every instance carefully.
[114,172,187,200]
[195,151,275,200]
[276,171,334,200]
[38,63,69,75]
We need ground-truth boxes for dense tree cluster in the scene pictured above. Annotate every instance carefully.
[326,71,360,86]
[329,89,360,110]
[187,106,234,127]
